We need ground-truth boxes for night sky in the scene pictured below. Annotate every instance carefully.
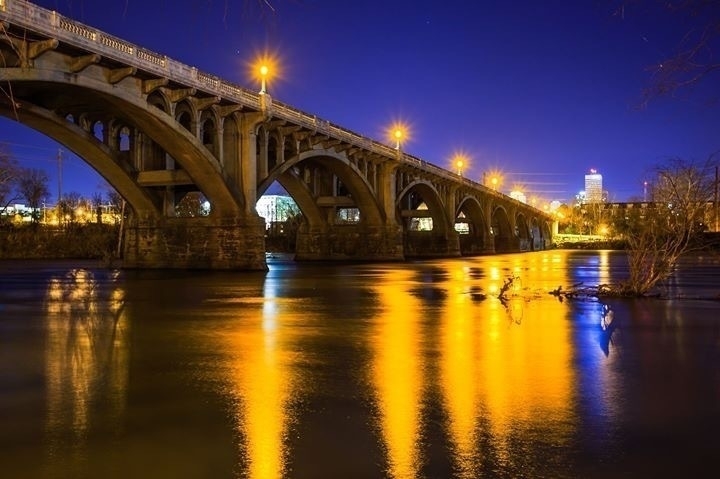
[2,0,719,204]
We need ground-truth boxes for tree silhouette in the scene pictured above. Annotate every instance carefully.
[17,167,50,224]
[0,143,20,218]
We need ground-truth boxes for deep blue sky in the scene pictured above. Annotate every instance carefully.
[3,0,719,204]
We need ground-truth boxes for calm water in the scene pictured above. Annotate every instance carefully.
[1,250,719,479]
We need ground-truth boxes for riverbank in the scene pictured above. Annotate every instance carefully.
[0,223,119,260]
[553,231,720,251]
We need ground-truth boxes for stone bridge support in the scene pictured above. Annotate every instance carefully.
[295,224,404,262]
[122,110,268,270]
[123,214,266,269]
[293,153,404,261]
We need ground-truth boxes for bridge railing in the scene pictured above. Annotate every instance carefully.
[1,0,543,215]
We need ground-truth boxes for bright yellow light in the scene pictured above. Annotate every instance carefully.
[249,52,282,94]
[485,169,503,190]
[450,151,470,176]
[388,122,410,149]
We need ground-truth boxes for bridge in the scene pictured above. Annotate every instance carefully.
[0,0,553,270]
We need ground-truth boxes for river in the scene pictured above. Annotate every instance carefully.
[1,250,718,478]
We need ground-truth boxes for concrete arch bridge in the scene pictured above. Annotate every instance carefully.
[0,0,553,269]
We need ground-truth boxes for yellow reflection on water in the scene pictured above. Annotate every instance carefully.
[225,281,298,479]
[370,269,424,479]
[44,269,128,467]
[439,264,482,477]
[478,264,575,465]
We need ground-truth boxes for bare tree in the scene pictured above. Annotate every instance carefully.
[17,167,50,224]
[611,1,720,105]
[0,143,20,217]
[610,155,718,295]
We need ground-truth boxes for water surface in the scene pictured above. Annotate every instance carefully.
[1,250,718,478]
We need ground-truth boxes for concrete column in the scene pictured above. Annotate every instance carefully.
[257,128,269,182]
[240,112,264,215]
[216,124,224,166]
[378,162,398,225]
[445,185,459,227]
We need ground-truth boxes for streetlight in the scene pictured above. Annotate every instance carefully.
[453,154,467,176]
[389,122,408,150]
[394,128,403,149]
[259,64,269,95]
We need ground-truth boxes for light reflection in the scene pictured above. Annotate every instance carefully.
[439,263,482,477]
[370,269,425,479]
[43,269,128,472]
[226,277,298,479]
[478,260,576,467]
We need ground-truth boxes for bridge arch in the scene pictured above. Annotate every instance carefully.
[491,204,514,253]
[199,110,218,158]
[175,101,194,132]
[397,180,451,232]
[258,148,385,227]
[456,195,491,255]
[3,69,242,214]
[147,90,171,114]
[397,180,458,257]
[516,212,531,251]
[0,102,160,215]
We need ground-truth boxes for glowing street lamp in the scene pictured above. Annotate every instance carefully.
[389,122,408,150]
[483,170,503,190]
[393,128,404,150]
[453,154,467,176]
[259,64,269,94]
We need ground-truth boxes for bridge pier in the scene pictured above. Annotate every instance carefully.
[122,214,267,270]
[459,231,495,255]
[294,224,404,262]
[494,234,522,254]
[404,231,461,258]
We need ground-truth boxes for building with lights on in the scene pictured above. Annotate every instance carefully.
[584,169,603,203]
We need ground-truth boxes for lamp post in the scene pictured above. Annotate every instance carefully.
[259,64,269,95]
[393,128,403,150]
[454,156,464,176]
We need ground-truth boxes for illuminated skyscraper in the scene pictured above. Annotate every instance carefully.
[584,169,603,203]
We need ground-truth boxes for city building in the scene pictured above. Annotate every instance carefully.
[584,169,603,203]
[255,195,298,230]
